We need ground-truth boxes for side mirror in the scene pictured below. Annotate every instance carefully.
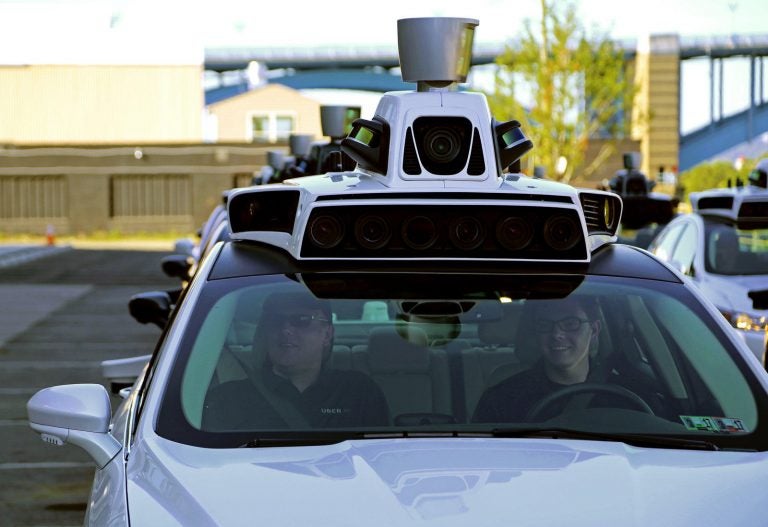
[173,238,196,256]
[27,384,121,468]
[128,291,172,329]
[101,354,151,396]
[161,254,194,281]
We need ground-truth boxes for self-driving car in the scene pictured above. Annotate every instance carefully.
[27,18,768,526]
[648,183,768,364]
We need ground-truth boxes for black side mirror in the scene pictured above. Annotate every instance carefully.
[128,291,173,329]
[161,254,194,281]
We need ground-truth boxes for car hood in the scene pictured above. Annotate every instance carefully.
[699,273,768,312]
[126,436,768,526]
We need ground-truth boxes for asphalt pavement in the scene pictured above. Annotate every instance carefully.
[0,243,179,526]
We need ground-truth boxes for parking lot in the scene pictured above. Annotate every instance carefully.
[0,244,178,526]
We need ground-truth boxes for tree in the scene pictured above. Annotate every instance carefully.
[678,158,758,201]
[486,0,634,184]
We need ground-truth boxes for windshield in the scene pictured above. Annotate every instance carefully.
[704,220,768,276]
[156,273,763,449]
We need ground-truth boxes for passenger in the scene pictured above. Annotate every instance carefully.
[203,291,389,430]
[472,296,657,423]
[711,228,740,274]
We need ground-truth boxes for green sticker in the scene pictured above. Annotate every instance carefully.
[680,415,747,434]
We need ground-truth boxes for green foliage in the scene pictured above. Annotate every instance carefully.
[678,158,760,201]
[486,0,633,183]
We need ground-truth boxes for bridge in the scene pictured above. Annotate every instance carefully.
[204,34,768,174]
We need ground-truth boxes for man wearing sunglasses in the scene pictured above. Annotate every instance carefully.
[472,295,656,423]
[203,291,389,430]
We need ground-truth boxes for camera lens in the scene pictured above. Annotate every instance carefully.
[355,215,391,250]
[543,214,580,251]
[423,127,461,163]
[309,215,345,249]
[412,117,472,175]
[496,216,533,251]
[603,199,618,230]
[402,216,438,250]
[449,216,484,250]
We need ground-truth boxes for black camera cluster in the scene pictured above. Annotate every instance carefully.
[255,106,361,185]
[604,153,677,230]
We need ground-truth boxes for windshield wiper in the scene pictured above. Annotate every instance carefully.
[490,427,720,451]
[239,428,722,451]
[239,430,494,447]
[240,431,367,448]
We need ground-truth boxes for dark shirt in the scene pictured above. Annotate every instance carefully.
[472,360,666,423]
[202,367,390,430]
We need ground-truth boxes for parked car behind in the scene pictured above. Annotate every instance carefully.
[648,184,768,364]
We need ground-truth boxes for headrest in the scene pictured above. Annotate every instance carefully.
[367,326,430,372]
[362,301,390,321]
[477,303,521,347]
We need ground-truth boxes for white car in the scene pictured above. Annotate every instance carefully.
[648,183,768,364]
[26,17,768,527]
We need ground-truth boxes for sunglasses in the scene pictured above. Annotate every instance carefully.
[535,316,590,334]
[268,313,330,328]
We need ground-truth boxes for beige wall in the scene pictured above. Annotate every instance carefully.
[0,144,275,235]
[631,35,681,177]
[208,84,323,143]
[582,138,643,187]
[0,64,203,144]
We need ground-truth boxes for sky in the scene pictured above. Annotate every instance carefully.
[195,0,766,47]
[0,0,765,140]
[0,0,766,54]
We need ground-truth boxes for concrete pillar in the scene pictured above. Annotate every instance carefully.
[66,173,110,235]
[191,173,234,231]
[632,34,681,178]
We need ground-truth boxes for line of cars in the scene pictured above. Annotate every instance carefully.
[647,161,768,367]
[605,152,768,371]
[25,17,768,526]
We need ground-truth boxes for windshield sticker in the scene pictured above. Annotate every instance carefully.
[680,416,747,434]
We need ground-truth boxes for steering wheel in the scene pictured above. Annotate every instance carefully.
[525,382,654,421]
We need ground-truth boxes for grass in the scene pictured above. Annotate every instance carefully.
[0,230,198,250]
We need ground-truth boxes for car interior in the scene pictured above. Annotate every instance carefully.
[174,278,757,438]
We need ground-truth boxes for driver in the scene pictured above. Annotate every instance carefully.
[472,296,655,422]
[203,291,390,430]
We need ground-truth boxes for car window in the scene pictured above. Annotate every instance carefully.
[649,222,684,262]
[669,222,697,274]
[705,220,768,275]
[155,273,761,449]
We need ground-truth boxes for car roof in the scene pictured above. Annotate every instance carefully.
[690,185,768,228]
[207,239,682,283]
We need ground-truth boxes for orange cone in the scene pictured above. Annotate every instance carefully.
[45,224,55,246]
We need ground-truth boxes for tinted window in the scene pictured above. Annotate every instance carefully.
[670,222,697,274]
[650,222,685,262]
[704,219,768,275]
[155,273,762,450]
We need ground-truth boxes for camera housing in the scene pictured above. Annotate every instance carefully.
[340,18,532,187]
[607,152,676,230]
[306,105,360,173]
[227,17,622,265]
